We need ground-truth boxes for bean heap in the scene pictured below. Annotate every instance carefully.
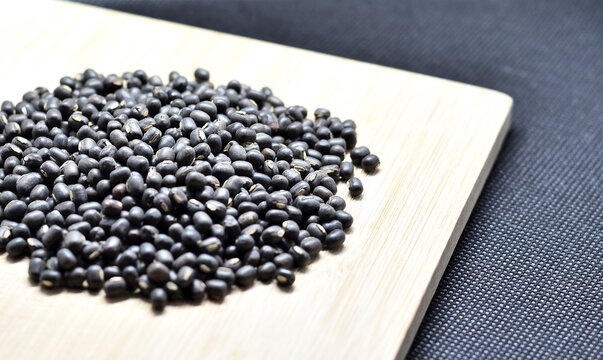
[0,69,380,311]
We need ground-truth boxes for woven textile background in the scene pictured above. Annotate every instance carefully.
[72,0,603,358]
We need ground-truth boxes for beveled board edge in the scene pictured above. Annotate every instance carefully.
[397,106,512,359]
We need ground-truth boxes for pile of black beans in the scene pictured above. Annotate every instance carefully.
[0,68,380,311]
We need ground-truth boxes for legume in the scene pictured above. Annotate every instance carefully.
[0,68,380,310]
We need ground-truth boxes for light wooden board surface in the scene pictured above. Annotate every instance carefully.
[0,1,512,359]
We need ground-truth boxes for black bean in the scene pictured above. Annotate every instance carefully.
[4,200,27,221]
[340,127,357,149]
[153,193,172,213]
[307,223,327,241]
[257,262,276,282]
[109,129,128,148]
[323,219,343,233]
[16,173,42,196]
[228,143,246,161]
[116,249,137,269]
[224,245,238,259]
[23,210,45,230]
[206,279,228,301]
[40,269,62,289]
[350,146,370,165]
[318,203,337,221]
[205,200,226,220]
[41,225,63,248]
[212,163,235,183]
[30,184,49,201]
[126,172,145,198]
[274,253,294,269]
[65,267,86,288]
[147,261,170,284]
[0,227,11,251]
[206,133,222,155]
[275,268,295,287]
[265,209,288,224]
[290,181,311,197]
[104,276,128,298]
[340,161,354,180]
[282,220,300,241]
[150,288,168,311]
[28,257,46,281]
[103,266,120,281]
[69,184,87,205]
[337,211,354,229]
[172,252,195,271]
[86,265,104,291]
[261,225,285,246]
[196,253,219,274]
[12,224,30,239]
[101,236,121,260]
[295,196,320,215]
[327,196,346,211]
[215,267,235,288]
[55,201,76,217]
[190,279,206,302]
[235,265,257,288]
[325,229,346,249]
[121,266,138,290]
[300,237,322,257]
[154,249,173,268]
[222,256,242,271]
[110,167,131,185]
[127,155,150,176]
[361,154,380,172]
[347,177,364,198]
[6,237,27,257]
[45,257,59,271]
[0,191,18,206]
[139,242,156,263]
[176,146,195,167]
[102,199,123,218]
[289,245,311,267]
[82,242,101,262]
[57,248,77,270]
[174,265,194,288]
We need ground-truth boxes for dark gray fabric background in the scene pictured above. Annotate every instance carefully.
[72,0,603,358]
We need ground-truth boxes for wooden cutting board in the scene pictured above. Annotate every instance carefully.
[0,1,512,359]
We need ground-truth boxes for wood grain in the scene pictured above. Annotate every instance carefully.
[0,1,512,359]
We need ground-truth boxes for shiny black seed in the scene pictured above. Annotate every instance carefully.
[274,253,294,269]
[300,237,322,257]
[350,146,370,165]
[347,177,364,198]
[6,237,27,257]
[147,261,170,284]
[275,268,295,287]
[325,229,346,249]
[28,257,46,281]
[206,279,229,301]
[104,276,128,298]
[289,245,311,267]
[361,154,380,172]
[235,265,257,288]
[4,200,27,221]
[257,262,276,282]
[40,269,62,289]
[340,161,354,180]
[57,248,77,270]
[150,288,168,311]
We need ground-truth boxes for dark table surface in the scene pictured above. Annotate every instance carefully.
[73,1,603,358]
